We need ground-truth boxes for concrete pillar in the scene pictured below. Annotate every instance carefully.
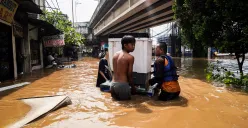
[208,47,211,59]
[21,39,25,72]
[171,36,176,57]
[11,26,17,79]
[181,46,185,57]
[177,37,182,57]
[23,23,31,73]
[40,42,44,68]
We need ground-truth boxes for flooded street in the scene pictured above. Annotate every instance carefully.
[0,57,248,128]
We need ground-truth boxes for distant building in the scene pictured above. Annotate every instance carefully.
[156,34,174,56]
[74,22,90,37]
[157,34,171,45]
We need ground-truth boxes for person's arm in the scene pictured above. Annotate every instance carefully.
[154,57,165,80]
[150,57,165,86]
[99,59,108,81]
[128,56,134,87]
[112,54,118,80]
[99,71,108,81]
[128,56,136,94]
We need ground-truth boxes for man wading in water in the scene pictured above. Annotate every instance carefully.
[150,42,181,101]
[111,35,136,100]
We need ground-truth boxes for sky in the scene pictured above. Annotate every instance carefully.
[46,0,99,22]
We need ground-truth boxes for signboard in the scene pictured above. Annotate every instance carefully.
[0,0,18,24]
[43,34,65,47]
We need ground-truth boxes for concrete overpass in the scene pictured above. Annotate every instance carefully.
[89,0,174,37]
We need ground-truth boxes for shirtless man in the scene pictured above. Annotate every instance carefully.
[111,35,136,100]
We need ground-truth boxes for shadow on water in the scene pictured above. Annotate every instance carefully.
[0,68,57,99]
[174,57,248,80]
[147,96,188,107]
[173,57,209,81]
[173,57,248,93]
[114,95,188,114]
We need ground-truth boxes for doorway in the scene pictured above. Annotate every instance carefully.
[0,23,14,81]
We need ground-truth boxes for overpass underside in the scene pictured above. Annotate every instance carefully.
[92,0,174,36]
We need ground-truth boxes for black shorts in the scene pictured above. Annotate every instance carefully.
[158,90,180,101]
[110,82,131,101]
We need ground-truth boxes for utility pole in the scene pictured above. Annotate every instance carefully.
[75,1,81,23]
[72,0,74,27]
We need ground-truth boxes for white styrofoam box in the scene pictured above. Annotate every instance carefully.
[108,38,152,73]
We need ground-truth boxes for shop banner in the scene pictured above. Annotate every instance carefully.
[43,34,65,47]
[0,0,18,24]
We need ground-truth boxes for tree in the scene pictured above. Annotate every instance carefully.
[173,0,208,57]
[40,10,85,45]
[173,0,248,75]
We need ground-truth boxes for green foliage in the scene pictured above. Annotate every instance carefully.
[173,0,248,72]
[205,64,248,90]
[40,10,85,45]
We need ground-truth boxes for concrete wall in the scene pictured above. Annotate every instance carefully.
[39,0,45,10]
[133,28,150,33]
[29,24,38,40]
[130,0,139,5]
[75,26,88,34]
[11,26,17,79]
[33,0,45,10]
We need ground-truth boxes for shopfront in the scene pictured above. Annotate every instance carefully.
[13,21,25,74]
[0,0,18,81]
[0,23,14,81]
[29,23,43,70]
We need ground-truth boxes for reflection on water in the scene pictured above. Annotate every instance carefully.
[174,58,209,80]
[0,57,248,128]
[174,57,248,80]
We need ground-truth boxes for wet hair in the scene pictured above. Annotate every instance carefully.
[121,35,136,50]
[158,42,167,53]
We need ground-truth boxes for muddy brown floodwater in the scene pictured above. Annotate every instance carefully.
[0,57,248,128]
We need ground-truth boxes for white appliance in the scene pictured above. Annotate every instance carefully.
[108,33,152,88]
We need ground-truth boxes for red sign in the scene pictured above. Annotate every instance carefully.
[43,34,65,47]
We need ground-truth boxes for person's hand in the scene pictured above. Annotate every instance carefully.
[149,78,156,85]
[131,86,136,95]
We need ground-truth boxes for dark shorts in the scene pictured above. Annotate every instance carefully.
[111,82,131,100]
[158,90,180,101]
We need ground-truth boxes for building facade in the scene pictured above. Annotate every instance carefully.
[0,0,60,82]
[74,22,90,37]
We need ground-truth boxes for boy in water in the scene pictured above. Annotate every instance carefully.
[111,35,136,100]
[150,42,181,101]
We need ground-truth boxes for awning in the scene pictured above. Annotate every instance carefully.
[16,0,43,14]
[28,17,61,36]
[14,0,44,24]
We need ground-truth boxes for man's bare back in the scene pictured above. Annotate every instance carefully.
[113,51,134,84]
[110,35,136,99]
